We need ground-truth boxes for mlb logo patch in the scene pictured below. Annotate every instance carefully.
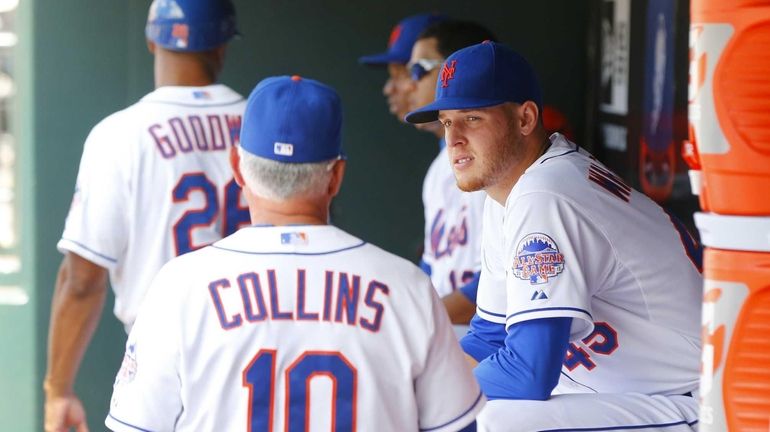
[281,231,308,245]
[192,90,211,100]
[274,142,294,156]
[512,233,565,285]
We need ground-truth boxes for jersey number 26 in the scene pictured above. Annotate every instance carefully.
[172,172,250,255]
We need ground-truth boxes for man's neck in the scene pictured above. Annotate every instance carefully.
[154,54,217,88]
[155,70,216,88]
[247,196,330,227]
[487,133,551,206]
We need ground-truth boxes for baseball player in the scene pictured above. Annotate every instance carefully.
[406,41,703,431]
[105,75,485,432]
[406,20,497,324]
[359,13,446,123]
[44,1,249,431]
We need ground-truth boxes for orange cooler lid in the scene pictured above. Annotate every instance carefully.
[695,212,770,252]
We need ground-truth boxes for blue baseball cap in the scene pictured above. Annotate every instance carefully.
[146,0,239,52]
[240,76,344,163]
[405,41,543,124]
[359,13,447,65]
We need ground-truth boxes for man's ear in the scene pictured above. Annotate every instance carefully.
[328,159,346,197]
[518,101,540,136]
[230,145,246,187]
[147,40,156,55]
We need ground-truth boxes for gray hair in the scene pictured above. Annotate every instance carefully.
[238,147,336,200]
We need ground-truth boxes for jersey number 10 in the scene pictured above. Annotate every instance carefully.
[243,349,357,431]
[172,172,251,255]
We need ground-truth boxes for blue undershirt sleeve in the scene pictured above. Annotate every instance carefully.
[460,314,506,362]
[458,271,480,302]
[419,259,432,277]
[473,317,572,400]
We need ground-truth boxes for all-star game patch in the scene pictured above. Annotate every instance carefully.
[512,233,565,285]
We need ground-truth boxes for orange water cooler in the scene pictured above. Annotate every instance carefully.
[689,0,770,430]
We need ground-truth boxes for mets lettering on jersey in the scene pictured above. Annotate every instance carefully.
[430,207,468,259]
[512,233,565,285]
[422,146,485,297]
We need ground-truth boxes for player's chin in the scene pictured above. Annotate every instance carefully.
[454,174,485,192]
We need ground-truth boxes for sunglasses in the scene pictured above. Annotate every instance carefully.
[408,59,444,82]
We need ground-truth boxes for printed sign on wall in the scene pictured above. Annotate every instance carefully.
[599,0,631,116]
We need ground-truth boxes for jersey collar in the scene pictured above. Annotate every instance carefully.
[141,84,244,106]
[211,225,367,255]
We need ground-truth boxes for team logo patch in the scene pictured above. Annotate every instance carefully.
[440,60,457,88]
[281,231,308,245]
[512,233,565,285]
[115,343,137,386]
[274,142,294,156]
[171,23,189,49]
[388,24,402,48]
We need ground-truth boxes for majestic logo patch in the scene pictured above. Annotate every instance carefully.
[512,233,565,285]
[440,60,457,88]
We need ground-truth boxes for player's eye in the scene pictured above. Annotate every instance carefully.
[466,116,480,122]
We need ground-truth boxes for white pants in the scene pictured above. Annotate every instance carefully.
[476,393,698,432]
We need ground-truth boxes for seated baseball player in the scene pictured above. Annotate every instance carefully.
[406,42,702,431]
[105,75,485,432]
[405,20,497,326]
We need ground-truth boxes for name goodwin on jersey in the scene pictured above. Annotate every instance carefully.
[148,113,242,158]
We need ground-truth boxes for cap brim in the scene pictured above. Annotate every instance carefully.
[358,51,409,66]
[404,97,507,124]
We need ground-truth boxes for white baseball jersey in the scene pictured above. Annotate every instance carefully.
[106,225,485,432]
[422,144,486,297]
[58,84,250,330]
[476,133,702,396]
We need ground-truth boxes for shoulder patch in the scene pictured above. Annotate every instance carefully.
[512,233,565,285]
[115,342,138,386]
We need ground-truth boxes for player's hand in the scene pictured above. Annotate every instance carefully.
[44,394,89,432]
[465,353,479,369]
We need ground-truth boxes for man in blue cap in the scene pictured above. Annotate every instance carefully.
[406,42,702,430]
[360,13,445,122]
[104,75,485,432]
[405,20,497,326]
[44,1,249,430]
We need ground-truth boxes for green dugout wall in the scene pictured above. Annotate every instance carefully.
[1,1,587,430]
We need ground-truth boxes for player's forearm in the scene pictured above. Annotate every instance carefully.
[474,318,571,400]
[44,259,108,397]
[442,290,476,324]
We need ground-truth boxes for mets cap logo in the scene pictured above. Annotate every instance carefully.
[388,24,402,48]
[512,233,565,285]
[440,60,457,88]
